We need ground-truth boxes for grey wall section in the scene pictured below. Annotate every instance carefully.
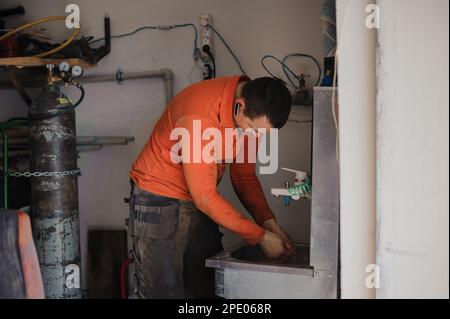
[376,0,449,298]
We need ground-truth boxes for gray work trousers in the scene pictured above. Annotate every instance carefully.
[128,180,223,298]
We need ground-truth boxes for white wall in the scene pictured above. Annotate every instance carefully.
[336,0,377,298]
[0,0,323,290]
[376,0,449,298]
[337,0,449,299]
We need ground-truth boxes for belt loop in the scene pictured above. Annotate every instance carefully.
[129,179,136,234]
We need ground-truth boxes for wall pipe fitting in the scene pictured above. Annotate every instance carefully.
[76,68,174,104]
[0,68,174,105]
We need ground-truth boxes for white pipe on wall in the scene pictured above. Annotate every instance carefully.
[76,68,174,104]
[0,68,174,105]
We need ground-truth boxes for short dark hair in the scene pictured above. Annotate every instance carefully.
[241,77,292,129]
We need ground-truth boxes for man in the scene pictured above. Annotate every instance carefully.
[129,75,294,299]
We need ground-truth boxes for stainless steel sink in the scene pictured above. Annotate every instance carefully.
[206,242,337,298]
[206,242,312,277]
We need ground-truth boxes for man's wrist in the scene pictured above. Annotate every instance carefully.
[262,218,277,231]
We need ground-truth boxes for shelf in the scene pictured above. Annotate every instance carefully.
[0,57,96,90]
[0,57,95,69]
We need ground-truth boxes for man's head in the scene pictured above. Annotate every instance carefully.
[234,77,292,135]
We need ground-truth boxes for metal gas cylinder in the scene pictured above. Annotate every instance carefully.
[29,83,81,299]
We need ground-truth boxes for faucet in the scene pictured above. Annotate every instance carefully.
[271,167,311,205]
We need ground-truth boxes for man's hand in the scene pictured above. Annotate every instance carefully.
[262,218,295,254]
[259,230,286,258]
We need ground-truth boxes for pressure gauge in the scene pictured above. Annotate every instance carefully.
[71,65,83,77]
[58,61,70,72]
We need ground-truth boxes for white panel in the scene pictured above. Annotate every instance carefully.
[336,0,377,298]
[376,0,449,298]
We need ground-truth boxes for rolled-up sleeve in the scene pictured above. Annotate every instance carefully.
[230,135,275,225]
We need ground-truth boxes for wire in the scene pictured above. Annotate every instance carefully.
[89,26,156,43]
[206,24,247,76]
[88,23,200,60]
[282,53,322,87]
[7,83,85,123]
[174,23,199,52]
[331,59,339,162]
[0,16,80,58]
[188,58,203,83]
[331,0,354,164]
[260,53,321,89]
[260,55,299,89]
[39,83,84,119]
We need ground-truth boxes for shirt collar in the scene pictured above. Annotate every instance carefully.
[219,75,250,128]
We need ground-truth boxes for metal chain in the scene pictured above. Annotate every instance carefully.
[8,168,81,178]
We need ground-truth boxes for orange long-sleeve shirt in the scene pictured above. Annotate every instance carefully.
[130,76,274,244]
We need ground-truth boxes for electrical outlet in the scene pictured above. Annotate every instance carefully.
[199,13,213,53]
[199,13,212,27]
[201,28,212,47]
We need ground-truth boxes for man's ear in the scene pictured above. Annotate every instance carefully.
[236,97,246,112]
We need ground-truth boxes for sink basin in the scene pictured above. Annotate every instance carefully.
[230,244,309,267]
[206,242,312,276]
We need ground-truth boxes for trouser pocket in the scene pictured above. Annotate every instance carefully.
[128,180,178,239]
[133,203,178,239]
[130,192,179,266]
